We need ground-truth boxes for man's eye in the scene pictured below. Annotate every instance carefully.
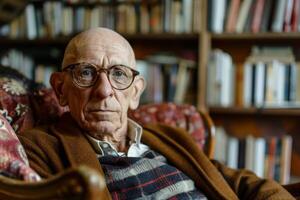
[80,68,94,79]
[112,69,128,78]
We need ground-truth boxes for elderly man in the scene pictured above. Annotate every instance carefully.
[18,28,293,200]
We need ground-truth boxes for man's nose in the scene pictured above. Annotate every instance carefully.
[92,72,114,98]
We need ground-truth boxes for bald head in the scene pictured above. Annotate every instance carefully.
[62,27,136,69]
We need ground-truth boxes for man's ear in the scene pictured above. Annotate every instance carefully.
[50,72,68,106]
[129,76,146,110]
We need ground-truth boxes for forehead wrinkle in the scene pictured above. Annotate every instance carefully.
[63,41,135,69]
[62,27,136,69]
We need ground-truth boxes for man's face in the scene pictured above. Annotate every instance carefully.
[56,31,144,140]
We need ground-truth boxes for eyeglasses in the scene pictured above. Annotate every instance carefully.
[63,62,140,90]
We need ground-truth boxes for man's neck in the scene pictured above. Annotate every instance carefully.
[86,119,144,156]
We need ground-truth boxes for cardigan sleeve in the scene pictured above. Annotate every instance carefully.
[18,128,66,178]
[211,160,295,200]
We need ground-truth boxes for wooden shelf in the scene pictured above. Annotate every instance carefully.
[209,106,300,116]
[211,32,300,41]
[0,33,198,47]
[123,33,199,40]
[31,0,161,6]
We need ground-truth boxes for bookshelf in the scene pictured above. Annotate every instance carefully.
[0,0,204,104]
[204,0,300,181]
[0,0,299,182]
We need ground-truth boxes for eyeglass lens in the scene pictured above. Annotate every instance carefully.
[72,63,135,89]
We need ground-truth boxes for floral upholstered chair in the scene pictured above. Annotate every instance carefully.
[128,103,215,158]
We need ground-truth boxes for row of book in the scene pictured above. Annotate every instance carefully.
[136,52,197,105]
[0,0,201,39]
[214,126,293,184]
[0,49,55,88]
[207,47,300,108]
[209,0,300,33]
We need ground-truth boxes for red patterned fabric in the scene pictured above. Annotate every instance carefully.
[128,103,206,149]
[0,77,35,134]
[0,114,41,181]
[0,68,42,181]
[31,88,69,125]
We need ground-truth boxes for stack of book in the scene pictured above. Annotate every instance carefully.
[243,46,299,107]
[206,49,235,107]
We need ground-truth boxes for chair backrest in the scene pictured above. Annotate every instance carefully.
[0,66,68,134]
[128,102,215,158]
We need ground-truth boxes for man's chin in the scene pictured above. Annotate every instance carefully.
[85,121,119,137]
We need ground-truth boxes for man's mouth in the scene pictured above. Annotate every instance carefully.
[88,108,116,112]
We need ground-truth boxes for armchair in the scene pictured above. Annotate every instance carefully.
[128,102,215,158]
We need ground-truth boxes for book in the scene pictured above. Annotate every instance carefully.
[243,0,256,32]
[207,50,219,106]
[251,0,266,33]
[226,136,239,169]
[140,3,150,33]
[265,61,276,104]
[220,52,234,107]
[238,138,246,168]
[182,0,193,33]
[236,0,254,33]
[295,62,300,102]
[253,137,266,178]
[274,136,282,182]
[174,59,196,104]
[265,137,277,179]
[163,0,172,32]
[192,0,202,32]
[271,0,286,32]
[243,62,254,107]
[207,49,234,107]
[260,0,274,32]
[245,135,255,171]
[162,64,178,101]
[254,61,266,106]
[291,0,300,32]
[283,0,294,32]
[225,0,241,33]
[214,126,228,164]
[25,4,37,39]
[210,0,227,33]
[280,136,293,184]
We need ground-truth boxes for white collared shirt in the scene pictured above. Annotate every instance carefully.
[86,119,150,157]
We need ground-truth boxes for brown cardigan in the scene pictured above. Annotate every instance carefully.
[18,113,294,200]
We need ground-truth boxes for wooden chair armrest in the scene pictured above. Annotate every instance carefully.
[0,165,106,200]
[283,182,300,199]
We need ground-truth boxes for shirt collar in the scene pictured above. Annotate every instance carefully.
[85,118,143,156]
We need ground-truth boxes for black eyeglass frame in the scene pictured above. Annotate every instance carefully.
[63,62,140,90]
